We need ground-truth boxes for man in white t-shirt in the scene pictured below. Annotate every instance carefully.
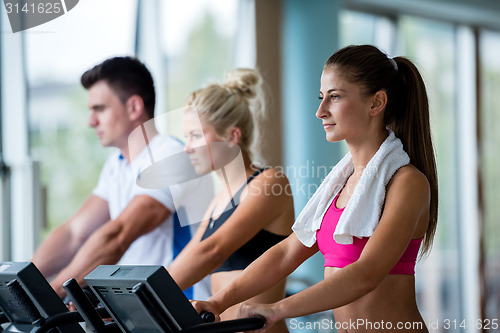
[32,57,213,300]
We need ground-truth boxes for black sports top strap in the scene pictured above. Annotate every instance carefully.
[206,168,266,222]
[200,168,287,272]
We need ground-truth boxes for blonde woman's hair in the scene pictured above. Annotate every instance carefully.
[186,68,266,163]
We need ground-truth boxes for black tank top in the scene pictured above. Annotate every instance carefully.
[201,169,288,273]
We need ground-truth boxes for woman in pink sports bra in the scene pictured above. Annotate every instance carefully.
[192,45,438,333]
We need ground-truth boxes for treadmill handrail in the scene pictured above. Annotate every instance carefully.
[30,308,114,333]
[63,278,107,332]
[7,279,43,324]
[181,316,266,333]
[132,282,181,332]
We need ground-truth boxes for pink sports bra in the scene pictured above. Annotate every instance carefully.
[316,193,422,275]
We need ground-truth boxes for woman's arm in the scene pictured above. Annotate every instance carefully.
[238,166,431,327]
[168,168,294,290]
[192,233,318,320]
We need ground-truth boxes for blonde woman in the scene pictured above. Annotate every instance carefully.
[168,69,293,333]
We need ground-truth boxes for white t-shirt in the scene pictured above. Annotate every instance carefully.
[93,135,214,300]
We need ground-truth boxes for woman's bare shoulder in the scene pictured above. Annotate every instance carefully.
[249,167,291,188]
[387,164,430,203]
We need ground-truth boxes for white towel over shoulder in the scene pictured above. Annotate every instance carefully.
[292,130,410,246]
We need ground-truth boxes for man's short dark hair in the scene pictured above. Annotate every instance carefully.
[81,57,156,119]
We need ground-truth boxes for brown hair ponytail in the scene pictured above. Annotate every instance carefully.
[391,57,438,257]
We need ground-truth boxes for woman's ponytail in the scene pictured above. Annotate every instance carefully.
[391,57,438,257]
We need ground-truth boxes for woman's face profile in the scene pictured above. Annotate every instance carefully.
[183,110,213,175]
